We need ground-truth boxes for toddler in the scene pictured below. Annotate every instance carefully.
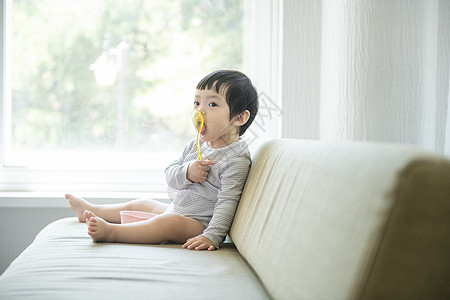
[66,70,259,250]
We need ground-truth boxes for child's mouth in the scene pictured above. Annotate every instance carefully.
[201,125,206,135]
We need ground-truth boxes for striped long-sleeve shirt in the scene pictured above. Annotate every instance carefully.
[164,138,251,248]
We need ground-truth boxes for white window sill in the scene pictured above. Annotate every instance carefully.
[0,191,171,208]
[0,164,169,193]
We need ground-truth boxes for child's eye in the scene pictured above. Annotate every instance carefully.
[209,102,217,107]
[194,101,200,106]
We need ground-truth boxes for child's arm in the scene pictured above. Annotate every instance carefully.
[165,158,191,189]
[165,139,198,189]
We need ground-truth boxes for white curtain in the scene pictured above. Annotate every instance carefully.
[281,0,450,156]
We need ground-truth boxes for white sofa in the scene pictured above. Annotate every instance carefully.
[1,139,449,299]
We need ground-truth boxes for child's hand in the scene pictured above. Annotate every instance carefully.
[182,235,216,251]
[187,160,215,183]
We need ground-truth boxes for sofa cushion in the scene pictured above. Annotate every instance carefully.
[0,218,270,299]
[230,139,450,299]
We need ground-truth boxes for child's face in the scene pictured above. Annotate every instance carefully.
[194,88,240,148]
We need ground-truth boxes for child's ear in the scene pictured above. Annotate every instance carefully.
[233,110,250,127]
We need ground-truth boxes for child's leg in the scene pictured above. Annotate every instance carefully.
[85,211,205,244]
[65,194,168,223]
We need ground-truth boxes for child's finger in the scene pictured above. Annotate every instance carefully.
[195,242,209,250]
[188,241,201,250]
[182,238,193,248]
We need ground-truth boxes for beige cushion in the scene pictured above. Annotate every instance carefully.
[0,218,269,299]
[230,139,450,300]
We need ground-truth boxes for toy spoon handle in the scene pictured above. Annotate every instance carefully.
[196,124,203,161]
[192,109,204,161]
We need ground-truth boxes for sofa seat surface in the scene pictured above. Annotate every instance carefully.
[0,217,269,300]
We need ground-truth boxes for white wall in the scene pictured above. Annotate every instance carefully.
[0,206,73,274]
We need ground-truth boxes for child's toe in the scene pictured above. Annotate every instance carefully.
[84,210,96,220]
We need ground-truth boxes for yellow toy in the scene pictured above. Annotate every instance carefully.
[191,109,204,160]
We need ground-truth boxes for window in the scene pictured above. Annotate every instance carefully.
[0,0,281,194]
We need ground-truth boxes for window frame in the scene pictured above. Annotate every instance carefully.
[0,0,281,195]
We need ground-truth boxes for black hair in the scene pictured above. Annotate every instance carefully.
[196,70,259,136]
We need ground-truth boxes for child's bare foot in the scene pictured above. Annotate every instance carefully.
[65,194,93,223]
[84,210,114,242]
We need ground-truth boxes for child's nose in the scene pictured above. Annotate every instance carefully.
[198,107,207,117]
